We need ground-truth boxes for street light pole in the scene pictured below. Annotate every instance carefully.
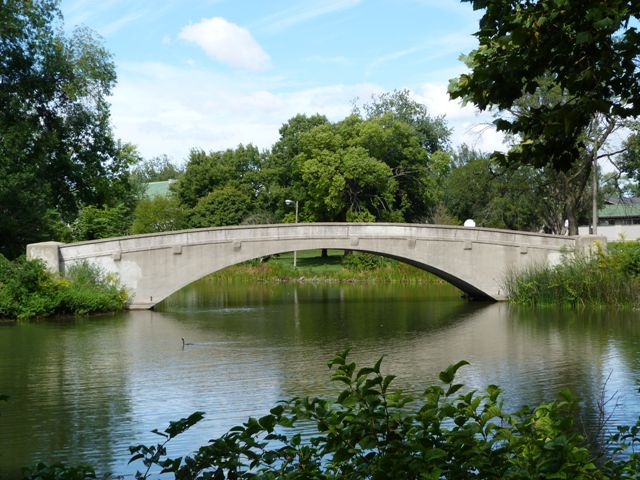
[285,199,298,268]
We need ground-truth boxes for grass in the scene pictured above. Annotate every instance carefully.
[210,249,446,285]
[505,241,640,308]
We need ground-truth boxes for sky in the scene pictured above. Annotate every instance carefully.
[60,0,505,163]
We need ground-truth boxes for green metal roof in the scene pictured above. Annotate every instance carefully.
[144,180,173,198]
[599,203,640,218]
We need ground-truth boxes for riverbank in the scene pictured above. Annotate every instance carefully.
[209,249,447,285]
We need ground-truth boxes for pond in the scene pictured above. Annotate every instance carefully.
[1,280,640,477]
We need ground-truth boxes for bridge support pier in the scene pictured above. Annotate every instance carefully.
[575,235,607,255]
[26,242,64,274]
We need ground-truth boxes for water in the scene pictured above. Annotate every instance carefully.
[1,281,640,477]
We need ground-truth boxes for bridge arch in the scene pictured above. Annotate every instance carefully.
[27,223,597,309]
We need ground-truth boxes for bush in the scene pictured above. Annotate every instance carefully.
[606,240,640,277]
[0,256,128,320]
[342,251,388,271]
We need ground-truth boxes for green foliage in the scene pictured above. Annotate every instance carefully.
[58,262,129,316]
[22,352,640,478]
[262,113,330,218]
[603,241,640,278]
[174,145,263,210]
[190,185,252,228]
[299,144,396,222]
[0,256,60,320]
[71,203,132,241]
[341,252,388,271]
[131,194,188,234]
[0,256,127,320]
[506,242,640,307]
[444,156,545,231]
[0,1,132,257]
[22,462,97,480]
[355,89,451,154]
[450,0,640,172]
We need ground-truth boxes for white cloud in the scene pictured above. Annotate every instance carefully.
[109,62,380,162]
[178,17,270,71]
[108,62,506,163]
[256,0,362,33]
[99,11,144,36]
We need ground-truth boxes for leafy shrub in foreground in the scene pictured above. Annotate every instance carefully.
[19,352,640,479]
[122,352,639,479]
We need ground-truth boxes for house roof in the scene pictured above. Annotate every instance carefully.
[604,196,640,205]
[600,203,640,218]
[144,180,174,198]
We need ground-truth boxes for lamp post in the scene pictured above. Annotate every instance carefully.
[285,199,298,268]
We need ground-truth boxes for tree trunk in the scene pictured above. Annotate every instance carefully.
[567,209,579,235]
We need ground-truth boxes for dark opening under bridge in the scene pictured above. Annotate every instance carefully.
[27,223,604,309]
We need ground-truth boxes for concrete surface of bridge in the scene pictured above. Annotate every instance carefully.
[27,223,605,309]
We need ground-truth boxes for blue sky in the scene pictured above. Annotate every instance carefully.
[60,0,504,163]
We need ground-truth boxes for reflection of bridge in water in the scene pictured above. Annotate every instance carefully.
[27,223,604,309]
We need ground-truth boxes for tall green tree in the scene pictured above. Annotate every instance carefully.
[190,185,252,228]
[444,155,544,232]
[449,0,640,172]
[0,0,131,257]
[354,90,453,221]
[290,114,438,222]
[496,76,621,233]
[260,114,329,218]
[355,89,451,153]
[131,194,188,234]
[173,144,263,209]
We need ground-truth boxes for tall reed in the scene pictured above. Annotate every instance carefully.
[505,241,640,308]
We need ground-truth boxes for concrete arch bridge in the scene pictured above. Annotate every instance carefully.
[27,223,604,309]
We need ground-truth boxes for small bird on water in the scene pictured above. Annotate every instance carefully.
[181,337,194,348]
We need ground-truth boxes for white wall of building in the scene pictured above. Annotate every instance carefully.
[578,224,640,241]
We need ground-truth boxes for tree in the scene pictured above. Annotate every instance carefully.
[444,151,546,232]
[355,89,451,153]
[71,204,132,241]
[497,77,622,234]
[173,145,263,209]
[273,111,446,223]
[299,145,396,222]
[190,185,252,228]
[0,1,130,257]
[449,0,640,172]
[260,114,329,219]
[615,125,640,196]
[131,195,188,234]
[131,155,183,183]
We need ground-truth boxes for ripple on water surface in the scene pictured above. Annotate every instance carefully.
[1,283,640,477]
